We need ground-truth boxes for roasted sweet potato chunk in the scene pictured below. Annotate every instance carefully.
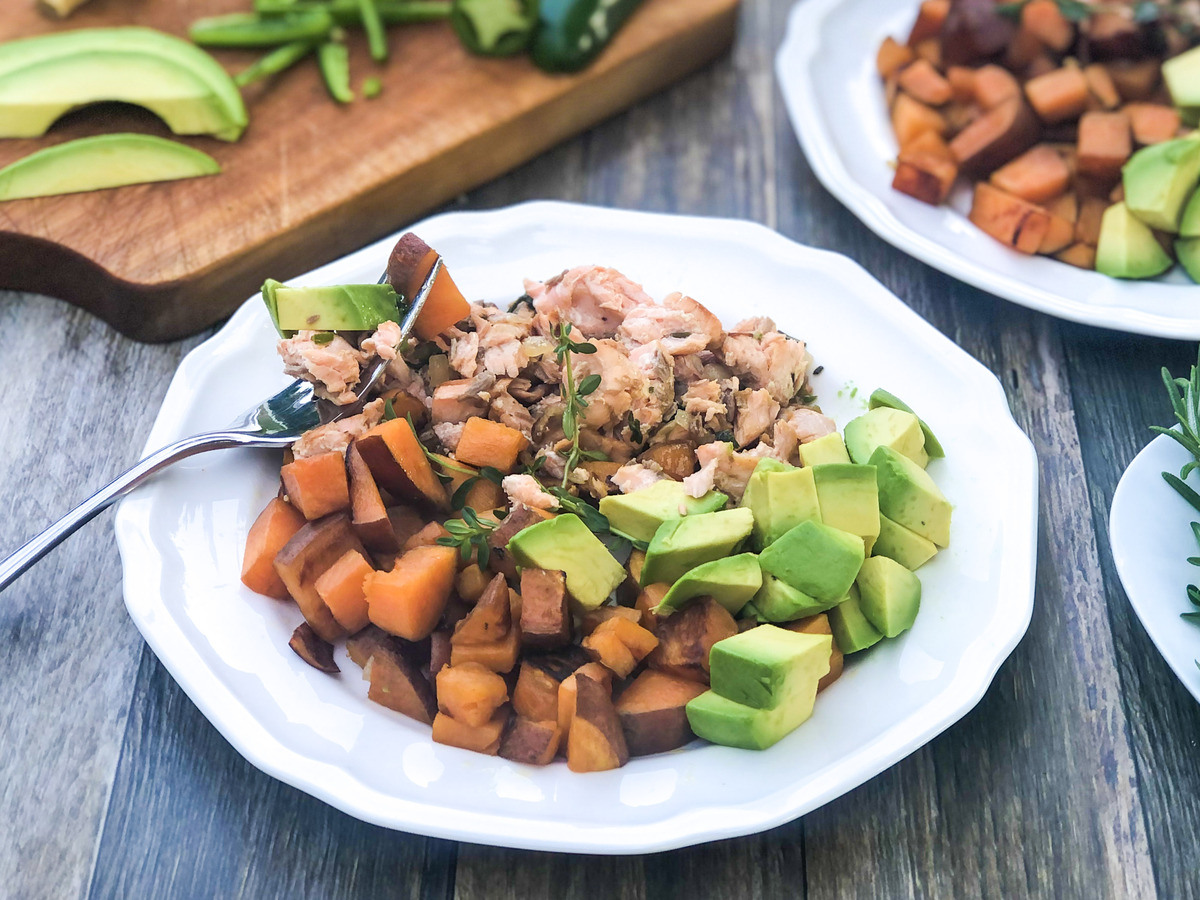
[365,544,457,641]
[346,443,398,553]
[274,513,366,643]
[354,417,448,510]
[487,505,553,581]
[894,131,959,205]
[939,0,1015,67]
[1125,103,1180,146]
[567,673,629,772]
[892,93,947,147]
[432,708,509,754]
[616,670,707,757]
[1020,0,1073,52]
[558,662,613,740]
[520,568,571,650]
[499,717,563,765]
[877,36,914,79]
[281,451,351,520]
[969,182,1051,253]
[436,662,509,727]
[647,597,738,684]
[899,58,953,107]
[1076,111,1131,179]
[289,622,339,674]
[387,232,471,342]
[314,548,374,633]
[950,98,1040,176]
[989,144,1070,203]
[365,639,439,724]
[455,573,512,643]
[243,497,306,600]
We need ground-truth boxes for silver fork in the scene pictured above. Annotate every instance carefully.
[0,257,442,594]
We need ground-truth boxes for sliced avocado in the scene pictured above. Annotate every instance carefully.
[1122,138,1200,233]
[656,553,762,616]
[1180,188,1200,238]
[1177,236,1200,283]
[870,446,951,548]
[844,407,928,468]
[707,625,831,710]
[811,464,881,555]
[273,284,401,332]
[262,279,284,338]
[752,573,838,622]
[1163,45,1200,111]
[0,28,247,141]
[798,432,851,467]
[640,508,754,587]
[868,388,945,459]
[0,133,218,201]
[873,514,938,571]
[598,480,728,544]
[686,690,810,751]
[826,585,883,654]
[855,556,922,638]
[740,459,822,550]
[758,519,864,602]
[1095,202,1174,279]
[508,514,627,610]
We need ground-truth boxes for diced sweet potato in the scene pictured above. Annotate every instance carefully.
[638,441,697,481]
[1075,197,1109,246]
[1108,59,1160,102]
[402,521,450,551]
[454,573,512,644]
[946,66,976,102]
[1038,210,1076,254]
[499,717,562,766]
[628,550,646,586]
[892,93,947,147]
[520,568,571,650]
[939,0,1014,67]
[354,417,448,510]
[451,627,521,672]
[635,584,669,632]
[899,58,953,107]
[436,662,509,727]
[558,663,613,740]
[1055,242,1098,269]
[1021,0,1073,52]
[1086,12,1146,61]
[567,674,629,772]
[274,514,366,643]
[1084,64,1121,110]
[431,708,509,754]
[583,628,637,677]
[463,478,506,514]
[912,37,942,69]
[877,36,914,79]
[894,131,959,205]
[1044,191,1078,223]
[346,443,398,553]
[513,662,562,722]
[1025,66,1090,124]
[586,616,659,673]
[486,504,553,580]
[616,670,707,757]
[453,418,529,474]
[314,548,374,633]
[366,639,439,724]
[281,451,351,521]
[387,505,427,546]
[783,614,844,692]
[387,233,471,342]
[429,628,452,680]
[365,544,458,640]
[346,623,431,671]
[973,64,1021,110]
[379,389,427,428]
[1125,103,1181,145]
[288,622,339,674]
[906,0,949,45]
[1076,111,1131,179]
[989,144,1070,203]
[1024,54,1058,81]
[968,182,1051,253]
[453,563,488,603]
[647,597,738,684]
[950,98,1040,176]
[580,604,641,636]
[242,497,306,599]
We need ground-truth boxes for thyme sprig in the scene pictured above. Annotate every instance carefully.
[436,506,497,568]
[550,320,604,487]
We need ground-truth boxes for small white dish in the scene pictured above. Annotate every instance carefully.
[1110,434,1200,703]
[775,0,1200,339]
[114,200,1038,852]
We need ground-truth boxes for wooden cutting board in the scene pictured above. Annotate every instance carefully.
[0,0,739,341]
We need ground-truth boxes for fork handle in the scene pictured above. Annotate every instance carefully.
[0,432,254,593]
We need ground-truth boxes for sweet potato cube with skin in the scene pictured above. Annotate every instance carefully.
[387,233,471,342]
[898,58,953,107]
[436,662,510,727]
[1076,111,1131,179]
[784,614,845,692]
[950,98,1040,176]
[289,622,339,674]
[514,663,563,721]
[1021,0,1073,51]
[912,38,941,69]
[281,452,351,520]
[580,604,641,635]
[314,548,374,633]
[1125,104,1181,145]
[616,670,707,757]
[432,708,509,755]
[1038,210,1076,254]
[428,629,452,680]
[346,444,398,553]
[636,584,669,632]
[990,144,1070,204]
[894,131,959,205]
[274,513,365,642]
[605,616,660,659]
[499,717,563,766]
[364,544,457,641]
[1044,192,1078,223]
[453,418,529,474]
[454,573,512,644]
[486,504,553,580]
[946,66,976,102]
[1025,67,1090,124]
[567,673,630,772]
[1108,59,1160,102]
[520,568,571,650]
[892,93,946,147]
[402,521,450,551]
[1084,65,1120,110]
[558,663,613,740]
[354,417,448,510]
[1075,197,1109,246]
[969,183,1052,254]
[906,0,949,45]
[366,640,439,724]
[1055,242,1098,269]
[876,36,914,79]
[583,628,638,677]
[973,65,1021,110]
[451,627,521,673]
[242,498,306,599]
[647,597,738,684]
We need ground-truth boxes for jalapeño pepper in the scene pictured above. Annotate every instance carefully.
[530,0,647,73]
[450,0,537,57]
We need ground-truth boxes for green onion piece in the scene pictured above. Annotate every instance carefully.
[317,41,354,103]
[190,10,334,47]
[234,40,317,88]
[254,0,451,26]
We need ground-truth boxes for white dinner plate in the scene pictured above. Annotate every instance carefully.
[1110,434,1200,703]
[114,201,1038,852]
[775,0,1200,339]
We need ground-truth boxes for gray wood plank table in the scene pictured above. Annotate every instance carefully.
[2,2,1198,897]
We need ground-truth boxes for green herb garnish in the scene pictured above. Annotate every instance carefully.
[550,320,599,488]
[450,465,505,510]
[436,506,497,568]
[547,486,609,534]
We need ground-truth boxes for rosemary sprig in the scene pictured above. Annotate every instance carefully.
[550,320,601,488]
[1155,346,1200,636]
[436,506,497,568]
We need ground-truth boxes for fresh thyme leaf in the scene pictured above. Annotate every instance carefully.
[578,374,602,397]
[670,331,691,339]
[570,341,597,354]
[714,429,735,444]
[547,486,609,533]
[479,466,505,485]
[451,476,480,510]
[437,507,497,566]
[311,331,336,345]
[627,412,643,445]
[551,321,600,487]
[1188,557,1200,567]
[579,449,609,462]
[382,398,398,421]
[526,455,547,475]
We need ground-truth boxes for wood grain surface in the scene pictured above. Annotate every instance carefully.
[3,0,1200,897]
[0,0,738,342]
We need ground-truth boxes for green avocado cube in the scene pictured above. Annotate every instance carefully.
[707,625,832,710]
[844,406,929,468]
[640,508,755,586]
[1095,202,1174,279]
[685,691,810,751]
[855,556,922,638]
[758,519,865,602]
[798,432,851,467]
[826,585,883,654]
[812,464,880,554]
[740,459,822,550]
[656,553,762,616]
[598,480,728,543]
[1122,137,1200,233]
[508,514,628,610]
[273,283,402,332]
[873,514,938,571]
[752,573,838,622]
[870,446,951,548]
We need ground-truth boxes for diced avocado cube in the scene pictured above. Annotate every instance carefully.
[873,514,938,571]
[844,407,928,468]
[640,508,755,586]
[798,432,851,467]
[855,556,922,638]
[1163,48,1200,120]
[656,553,762,616]
[870,446,951,548]
[758,519,864,602]
[868,388,944,459]
[1095,202,1174,279]
[508,514,627,610]
[598,480,728,543]
[273,283,402,332]
[1122,137,1200,234]
[1180,186,1200,238]
[827,586,883,654]
[707,625,832,710]
[740,459,822,550]
[753,573,838,622]
[686,690,810,751]
[1179,236,1200,283]
[812,464,880,554]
